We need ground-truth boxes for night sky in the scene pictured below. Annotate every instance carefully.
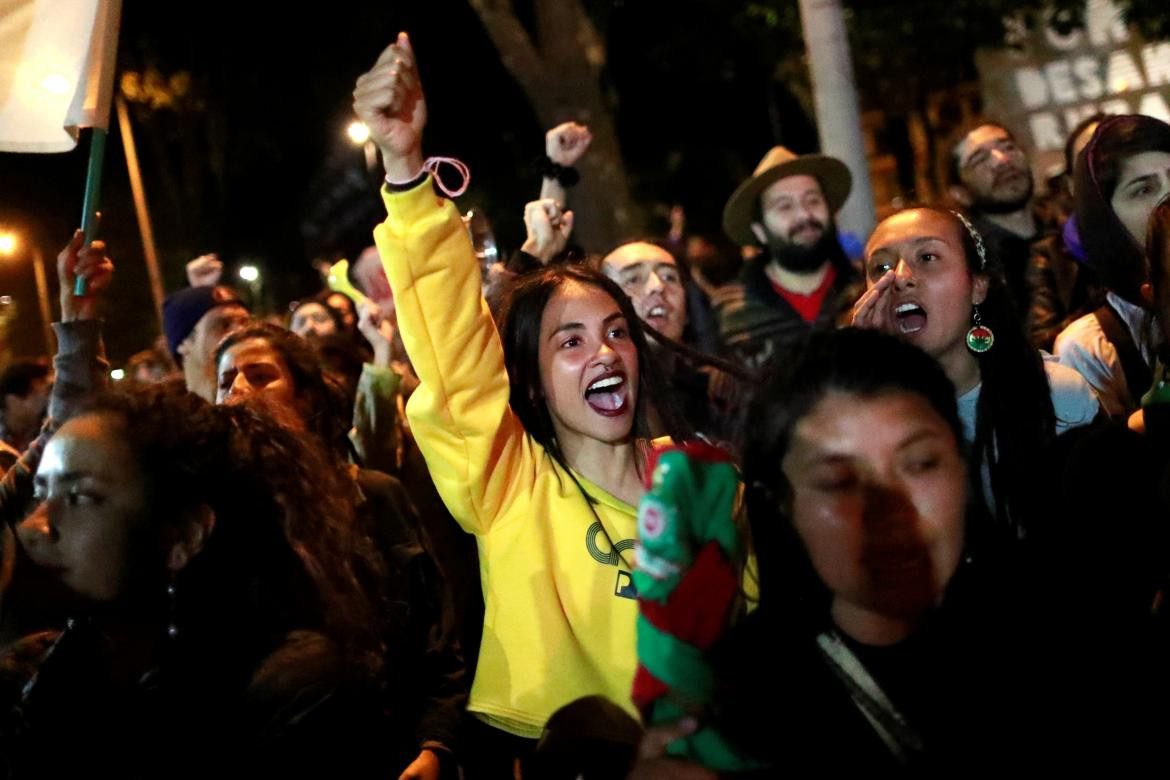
[0,0,815,364]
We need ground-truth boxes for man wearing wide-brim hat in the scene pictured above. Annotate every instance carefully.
[715,146,862,370]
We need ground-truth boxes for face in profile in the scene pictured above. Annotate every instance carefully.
[602,242,687,342]
[537,280,640,446]
[20,413,150,604]
[781,390,967,629]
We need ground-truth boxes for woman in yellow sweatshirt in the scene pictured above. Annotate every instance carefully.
[355,33,693,770]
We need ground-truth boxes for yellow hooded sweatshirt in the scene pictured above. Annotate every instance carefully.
[374,178,641,738]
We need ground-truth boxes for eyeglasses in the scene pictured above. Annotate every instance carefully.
[962,141,1024,173]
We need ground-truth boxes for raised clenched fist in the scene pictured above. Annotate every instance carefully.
[353,32,427,181]
[545,122,592,168]
[521,199,575,265]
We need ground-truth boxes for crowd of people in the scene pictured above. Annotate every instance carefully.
[2,29,1170,777]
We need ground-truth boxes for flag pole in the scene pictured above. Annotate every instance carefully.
[75,127,108,296]
[115,95,165,325]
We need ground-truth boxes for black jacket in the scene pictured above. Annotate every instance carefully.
[714,249,861,372]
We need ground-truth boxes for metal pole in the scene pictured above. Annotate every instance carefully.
[31,248,53,355]
[116,95,165,325]
[798,0,877,241]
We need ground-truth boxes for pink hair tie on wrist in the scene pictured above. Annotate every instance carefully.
[384,157,471,198]
[422,156,471,198]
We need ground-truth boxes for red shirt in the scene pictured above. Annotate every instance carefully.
[771,265,837,323]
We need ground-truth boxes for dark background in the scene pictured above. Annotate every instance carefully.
[5,0,1165,364]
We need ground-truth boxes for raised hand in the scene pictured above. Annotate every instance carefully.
[353,32,426,181]
[357,300,397,367]
[186,253,223,287]
[58,230,114,322]
[850,270,895,333]
[521,199,574,265]
[545,121,592,168]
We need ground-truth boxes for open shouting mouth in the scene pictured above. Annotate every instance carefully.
[644,303,671,330]
[894,301,927,335]
[584,370,630,417]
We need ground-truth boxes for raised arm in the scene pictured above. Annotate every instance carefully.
[0,232,113,526]
[356,34,535,536]
[540,121,591,208]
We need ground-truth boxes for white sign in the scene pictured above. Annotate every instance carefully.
[977,0,1170,163]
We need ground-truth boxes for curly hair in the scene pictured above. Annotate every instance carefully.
[78,383,387,674]
[214,323,354,461]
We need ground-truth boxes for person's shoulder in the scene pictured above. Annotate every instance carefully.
[1054,311,1109,362]
[1055,310,1104,344]
[249,630,344,691]
[1043,354,1093,388]
[1042,355,1101,427]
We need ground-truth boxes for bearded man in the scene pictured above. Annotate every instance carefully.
[717,146,859,370]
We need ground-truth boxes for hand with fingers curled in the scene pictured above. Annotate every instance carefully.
[58,230,114,323]
[546,122,593,168]
[357,300,397,368]
[186,253,223,287]
[353,32,427,181]
[521,198,575,265]
[850,269,896,333]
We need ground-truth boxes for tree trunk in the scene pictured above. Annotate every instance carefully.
[798,0,877,240]
[469,0,640,251]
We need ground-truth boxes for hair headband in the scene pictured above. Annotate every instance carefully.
[950,210,988,270]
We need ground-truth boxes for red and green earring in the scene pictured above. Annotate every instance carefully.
[966,306,994,353]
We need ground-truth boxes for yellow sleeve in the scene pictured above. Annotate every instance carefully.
[373,178,533,535]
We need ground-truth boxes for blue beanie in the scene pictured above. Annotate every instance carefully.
[162,285,247,364]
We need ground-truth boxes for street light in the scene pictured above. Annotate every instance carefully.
[0,228,52,353]
[238,264,260,283]
[346,121,371,145]
[346,121,378,173]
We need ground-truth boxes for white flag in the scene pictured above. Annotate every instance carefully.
[0,0,122,153]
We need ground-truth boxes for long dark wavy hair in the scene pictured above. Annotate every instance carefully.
[75,383,387,675]
[215,323,355,462]
[499,264,694,480]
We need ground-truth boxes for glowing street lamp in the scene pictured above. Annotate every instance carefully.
[0,228,52,352]
[347,121,378,172]
[346,121,371,145]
